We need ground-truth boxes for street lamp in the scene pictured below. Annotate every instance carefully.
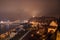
[1,21,4,24]
[32,15,35,18]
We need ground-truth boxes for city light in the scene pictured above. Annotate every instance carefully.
[50,21,58,27]
[24,20,28,23]
[32,15,35,18]
[31,34,34,37]
[36,31,39,34]
[0,21,4,23]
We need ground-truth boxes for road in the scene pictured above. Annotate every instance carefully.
[0,24,60,40]
[10,30,29,40]
[1,27,60,40]
[3,29,60,40]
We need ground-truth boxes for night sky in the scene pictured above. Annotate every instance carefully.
[0,0,60,20]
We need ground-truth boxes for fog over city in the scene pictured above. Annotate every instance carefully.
[0,0,60,20]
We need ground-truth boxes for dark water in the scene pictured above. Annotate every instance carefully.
[0,24,19,34]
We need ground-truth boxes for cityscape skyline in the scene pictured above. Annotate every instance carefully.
[0,0,60,20]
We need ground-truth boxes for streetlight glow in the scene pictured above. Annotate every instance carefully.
[1,21,4,23]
